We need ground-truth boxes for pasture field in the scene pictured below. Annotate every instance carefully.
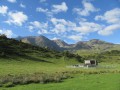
[0,56,120,76]
[0,73,120,90]
[0,57,120,90]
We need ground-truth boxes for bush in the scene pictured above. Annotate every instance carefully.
[0,72,70,87]
[3,82,14,88]
[0,34,7,39]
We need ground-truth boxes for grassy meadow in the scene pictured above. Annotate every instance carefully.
[0,73,120,90]
[0,56,120,90]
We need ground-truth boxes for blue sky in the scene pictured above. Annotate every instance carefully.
[0,0,120,44]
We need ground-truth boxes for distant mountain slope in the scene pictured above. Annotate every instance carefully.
[76,40,116,56]
[16,36,120,52]
[87,39,113,45]
[21,36,61,51]
[52,39,69,47]
[72,41,92,50]
[85,39,114,51]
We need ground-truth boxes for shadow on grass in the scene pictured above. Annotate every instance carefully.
[22,55,54,63]
[0,54,53,64]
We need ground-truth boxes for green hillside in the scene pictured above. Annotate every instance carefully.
[0,35,82,64]
[77,49,120,64]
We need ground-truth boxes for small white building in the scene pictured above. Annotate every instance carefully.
[84,60,98,67]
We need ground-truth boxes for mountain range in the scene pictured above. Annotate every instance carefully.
[15,35,120,52]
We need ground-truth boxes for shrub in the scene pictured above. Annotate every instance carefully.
[3,82,14,88]
[0,72,70,87]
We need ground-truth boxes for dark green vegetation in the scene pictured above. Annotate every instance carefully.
[78,50,120,63]
[0,35,120,89]
[0,35,82,62]
[0,72,71,88]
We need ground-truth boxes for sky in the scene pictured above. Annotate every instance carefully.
[0,0,120,44]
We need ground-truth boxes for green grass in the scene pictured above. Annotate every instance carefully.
[1,56,120,89]
[0,58,120,90]
[1,73,120,90]
[0,58,67,76]
[0,51,80,76]
[0,50,120,89]
[0,56,119,76]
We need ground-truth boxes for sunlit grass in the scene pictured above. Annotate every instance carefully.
[1,73,120,90]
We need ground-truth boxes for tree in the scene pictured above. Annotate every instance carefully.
[0,34,7,39]
[63,51,70,57]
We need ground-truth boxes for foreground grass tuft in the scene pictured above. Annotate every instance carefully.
[0,72,71,87]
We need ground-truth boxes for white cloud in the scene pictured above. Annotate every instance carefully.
[73,22,102,34]
[51,18,76,29]
[51,18,67,25]
[95,8,120,24]
[28,26,34,31]
[7,0,16,3]
[68,35,83,41]
[20,3,26,8]
[98,24,120,36]
[37,29,48,34]
[50,17,120,41]
[30,21,41,29]
[0,29,13,38]
[95,8,120,36]
[75,17,87,22]
[28,21,48,34]
[52,24,67,34]
[36,7,53,17]
[73,0,99,16]
[5,11,28,26]
[0,30,2,33]
[36,2,68,17]
[52,2,68,13]
[0,5,8,15]
[50,18,76,34]
[40,0,46,3]
[36,7,48,13]
[3,30,13,38]
[50,18,103,36]
[32,17,118,41]
[51,37,59,40]
[29,21,48,29]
